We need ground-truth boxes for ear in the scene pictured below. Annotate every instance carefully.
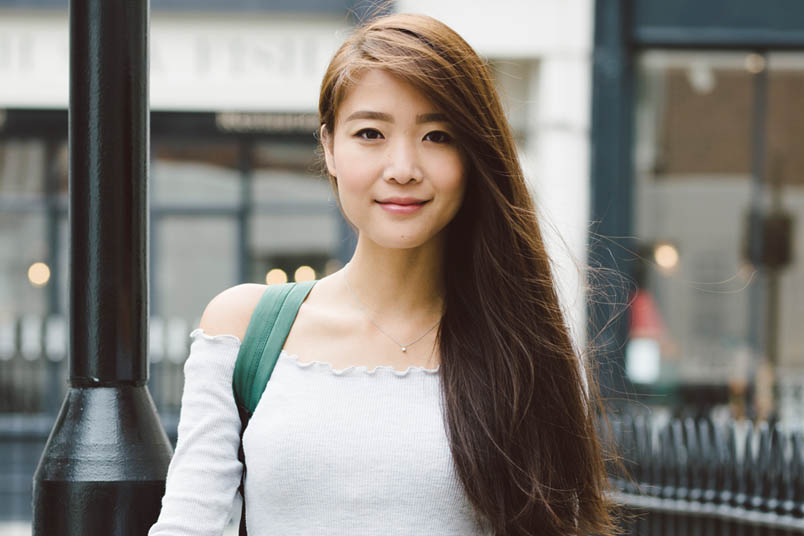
[320,124,336,177]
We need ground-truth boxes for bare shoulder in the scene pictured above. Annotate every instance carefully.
[198,283,268,343]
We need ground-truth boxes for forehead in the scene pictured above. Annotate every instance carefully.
[335,68,438,124]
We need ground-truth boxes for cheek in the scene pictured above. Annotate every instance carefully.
[333,141,376,188]
[332,145,377,220]
[432,154,466,202]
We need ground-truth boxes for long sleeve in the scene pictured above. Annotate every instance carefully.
[149,329,244,536]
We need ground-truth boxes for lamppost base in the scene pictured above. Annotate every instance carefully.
[32,385,173,535]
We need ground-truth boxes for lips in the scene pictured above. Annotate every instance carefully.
[376,197,429,205]
[375,197,430,214]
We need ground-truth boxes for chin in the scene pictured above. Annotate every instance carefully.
[368,232,432,250]
[377,238,429,250]
[357,219,449,250]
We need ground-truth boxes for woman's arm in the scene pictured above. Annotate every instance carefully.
[148,285,264,535]
[148,328,244,535]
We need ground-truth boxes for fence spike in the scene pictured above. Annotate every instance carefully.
[733,421,753,511]
[632,415,650,494]
[659,423,677,501]
[685,417,703,504]
[748,421,769,514]
[720,420,738,508]
[765,424,785,516]
[791,430,804,520]
[672,419,689,502]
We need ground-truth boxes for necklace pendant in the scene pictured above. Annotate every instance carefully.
[401,346,407,352]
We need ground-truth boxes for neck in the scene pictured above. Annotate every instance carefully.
[342,233,446,324]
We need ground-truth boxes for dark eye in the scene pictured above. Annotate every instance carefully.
[424,130,452,144]
[356,128,383,140]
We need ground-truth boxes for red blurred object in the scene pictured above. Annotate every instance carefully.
[629,288,666,339]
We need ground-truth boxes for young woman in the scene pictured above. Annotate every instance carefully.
[150,12,616,536]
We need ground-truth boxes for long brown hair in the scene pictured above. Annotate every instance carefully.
[318,12,617,536]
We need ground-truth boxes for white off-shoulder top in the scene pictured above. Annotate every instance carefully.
[148,328,493,536]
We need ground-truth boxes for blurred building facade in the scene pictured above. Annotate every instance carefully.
[591,0,804,425]
[0,0,594,412]
[2,0,804,527]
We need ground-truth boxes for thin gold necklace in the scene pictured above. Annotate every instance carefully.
[343,268,441,353]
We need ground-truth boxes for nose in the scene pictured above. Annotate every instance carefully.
[382,137,423,184]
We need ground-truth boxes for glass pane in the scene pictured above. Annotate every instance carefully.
[250,141,340,284]
[253,140,321,174]
[253,166,334,206]
[157,217,238,319]
[0,140,46,197]
[153,142,240,205]
[767,52,804,188]
[767,52,804,422]
[632,49,804,422]
[632,50,756,388]
[0,211,48,317]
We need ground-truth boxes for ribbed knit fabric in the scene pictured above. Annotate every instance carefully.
[148,328,494,536]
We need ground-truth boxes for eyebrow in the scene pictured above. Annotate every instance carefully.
[344,111,449,124]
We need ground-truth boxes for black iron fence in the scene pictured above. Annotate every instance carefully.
[608,413,804,534]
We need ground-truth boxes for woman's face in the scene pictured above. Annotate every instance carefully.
[321,68,466,250]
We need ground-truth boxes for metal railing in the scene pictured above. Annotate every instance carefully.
[608,413,804,534]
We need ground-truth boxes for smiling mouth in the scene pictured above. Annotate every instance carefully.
[376,200,429,206]
[375,200,430,213]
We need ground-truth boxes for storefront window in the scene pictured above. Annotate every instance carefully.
[150,140,241,320]
[153,142,240,205]
[631,50,804,419]
[250,140,340,284]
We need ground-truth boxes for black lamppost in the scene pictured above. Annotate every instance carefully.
[32,1,172,533]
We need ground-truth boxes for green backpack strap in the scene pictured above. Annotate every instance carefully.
[233,279,317,418]
[233,279,316,536]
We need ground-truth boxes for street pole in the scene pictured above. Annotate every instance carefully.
[32,0,172,533]
[746,51,769,421]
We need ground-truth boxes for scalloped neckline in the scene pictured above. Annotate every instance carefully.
[190,328,440,377]
[279,349,441,377]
